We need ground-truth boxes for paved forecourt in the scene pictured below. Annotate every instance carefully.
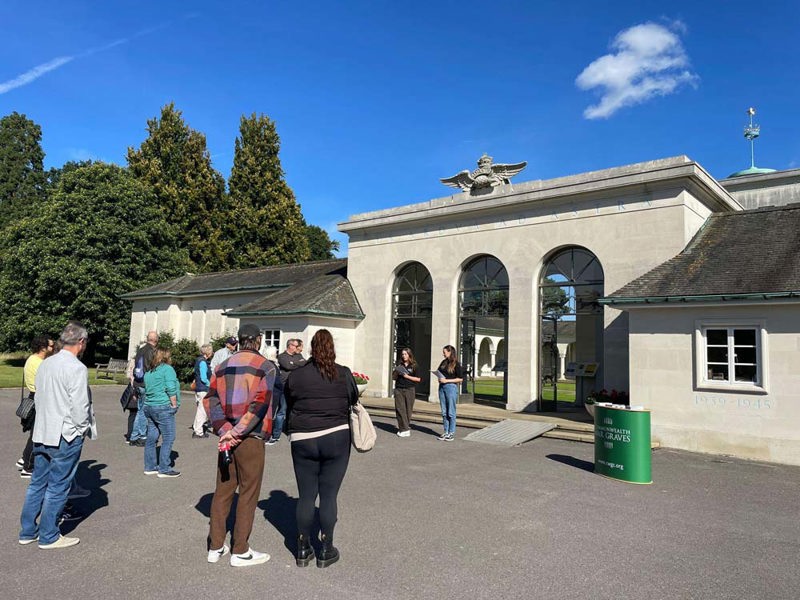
[1,386,799,600]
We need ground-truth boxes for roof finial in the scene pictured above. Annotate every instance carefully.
[744,107,760,169]
[727,107,776,178]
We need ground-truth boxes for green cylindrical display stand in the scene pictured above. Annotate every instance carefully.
[594,404,652,484]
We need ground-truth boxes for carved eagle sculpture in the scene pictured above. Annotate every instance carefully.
[440,154,527,192]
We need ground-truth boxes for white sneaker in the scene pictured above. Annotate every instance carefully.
[230,548,270,567]
[207,544,229,563]
[39,535,80,549]
[16,458,24,471]
[397,430,411,437]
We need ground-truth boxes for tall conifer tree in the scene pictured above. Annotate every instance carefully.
[127,103,231,271]
[0,112,46,227]
[227,113,310,267]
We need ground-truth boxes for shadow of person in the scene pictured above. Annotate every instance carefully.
[373,421,398,434]
[258,490,299,554]
[410,423,440,436]
[61,459,110,534]
[546,454,594,473]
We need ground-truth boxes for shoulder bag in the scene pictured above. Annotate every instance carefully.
[345,369,376,452]
[16,373,35,420]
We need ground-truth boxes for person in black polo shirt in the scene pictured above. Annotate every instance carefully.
[392,347,421,437]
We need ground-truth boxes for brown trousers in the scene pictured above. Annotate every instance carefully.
[394,387,416,432]
[208,436,265,554]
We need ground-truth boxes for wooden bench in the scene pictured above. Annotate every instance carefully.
[95,358,129,379]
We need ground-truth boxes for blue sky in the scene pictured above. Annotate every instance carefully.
[2,1,798,256]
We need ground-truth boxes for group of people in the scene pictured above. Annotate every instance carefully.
[17,316,464,565]
[17,321,359,570]
[393,345,464,441]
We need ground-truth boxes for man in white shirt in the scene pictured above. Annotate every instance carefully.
[19,322,96,549]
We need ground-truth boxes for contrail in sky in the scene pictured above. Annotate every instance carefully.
[0,21,180,96]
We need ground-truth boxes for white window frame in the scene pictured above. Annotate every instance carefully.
[694,319,768,393]
[261,329,281,352]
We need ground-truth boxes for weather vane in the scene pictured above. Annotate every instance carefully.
[743,107,760,170]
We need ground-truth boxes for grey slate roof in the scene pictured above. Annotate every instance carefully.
[122,259,347,298]
[604,204,800,304]
[227,273,364,320]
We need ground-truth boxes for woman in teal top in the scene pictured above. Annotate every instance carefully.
[142,346,182,478]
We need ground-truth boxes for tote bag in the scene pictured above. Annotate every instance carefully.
[346,369,376,452]
[349,402,376,452]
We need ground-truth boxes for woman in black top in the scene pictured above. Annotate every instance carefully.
[284,329,356,568]
[436,344,464,441]
[392,347,421,437]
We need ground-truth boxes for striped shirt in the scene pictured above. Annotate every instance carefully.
[204,349,276,439]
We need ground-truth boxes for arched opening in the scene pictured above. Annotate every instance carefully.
[539,247,604,412]
[459,255,509,406]
[392,262,433,398]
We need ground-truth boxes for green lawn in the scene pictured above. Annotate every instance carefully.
[472,378,505,397]
[0,354,129,388]
[540,380,576,403]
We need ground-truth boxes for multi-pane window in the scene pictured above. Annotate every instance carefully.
[261,329,281,351]
[703,327,760,385]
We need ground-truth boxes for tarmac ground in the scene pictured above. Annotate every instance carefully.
[2,386,799,600]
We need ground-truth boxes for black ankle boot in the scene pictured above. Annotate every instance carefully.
[296,534,315,567]
[317,534,340,568]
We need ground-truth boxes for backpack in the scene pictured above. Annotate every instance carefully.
[133,352,146,383]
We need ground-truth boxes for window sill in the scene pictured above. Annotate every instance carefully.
[696,382,767,395]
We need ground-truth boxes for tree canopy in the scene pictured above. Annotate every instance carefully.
[127,103,232,272]
[227,113,310,267]
[0,112,46,227]
[0,106,340,355]
[0,162,188,356]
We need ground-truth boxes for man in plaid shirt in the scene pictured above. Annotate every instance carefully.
[204,323,277,567]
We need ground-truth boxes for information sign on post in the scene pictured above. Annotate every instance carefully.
[594,404,652,484]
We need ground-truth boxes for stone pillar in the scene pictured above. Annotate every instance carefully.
[557,343,569,380]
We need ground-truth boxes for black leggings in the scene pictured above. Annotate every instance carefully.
[126,409,137,440]
[291,428,351,540]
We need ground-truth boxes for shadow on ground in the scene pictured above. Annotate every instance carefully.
[61,459,110,534]
[546,453,594,472]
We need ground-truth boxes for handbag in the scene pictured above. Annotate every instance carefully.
[119,383,137,411]
[349,401,376,452]
[16,393,35,420]
[15,373,35,421]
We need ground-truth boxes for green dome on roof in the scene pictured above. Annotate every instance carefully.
[728,165,777,178]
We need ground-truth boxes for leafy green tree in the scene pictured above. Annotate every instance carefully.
[127,103,231,272]
[305,224,340,260]
[0,112,46,227]
[541,278,570,317]
[227,113,310,268]
[0,163,189,356]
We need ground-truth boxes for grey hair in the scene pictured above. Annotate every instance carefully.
[60,322,88,346]
[264,345,278,361]
[200,343,213,354]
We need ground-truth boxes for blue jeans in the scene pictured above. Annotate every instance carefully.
[271,389,286,440]
[19,435,84,544]
[439,383,458,434]
[144,404,177,473]
[131,386,148,440]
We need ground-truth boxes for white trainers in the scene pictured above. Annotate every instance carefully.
[39,535,80,549]
[230,548,270,567]
[396,430,411,437]
[207,544,230,563]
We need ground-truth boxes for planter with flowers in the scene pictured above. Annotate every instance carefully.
[353,372,370,396]
[585,389,629,420]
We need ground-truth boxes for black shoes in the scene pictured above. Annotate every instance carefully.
[296,534,315,567]
[129,439,145,447]
[317,534,340,568]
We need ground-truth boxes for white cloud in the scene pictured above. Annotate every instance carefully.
[576,21,698,119]
[0,56,74,95]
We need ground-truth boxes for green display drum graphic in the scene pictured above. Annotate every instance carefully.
[594,405,652,484]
